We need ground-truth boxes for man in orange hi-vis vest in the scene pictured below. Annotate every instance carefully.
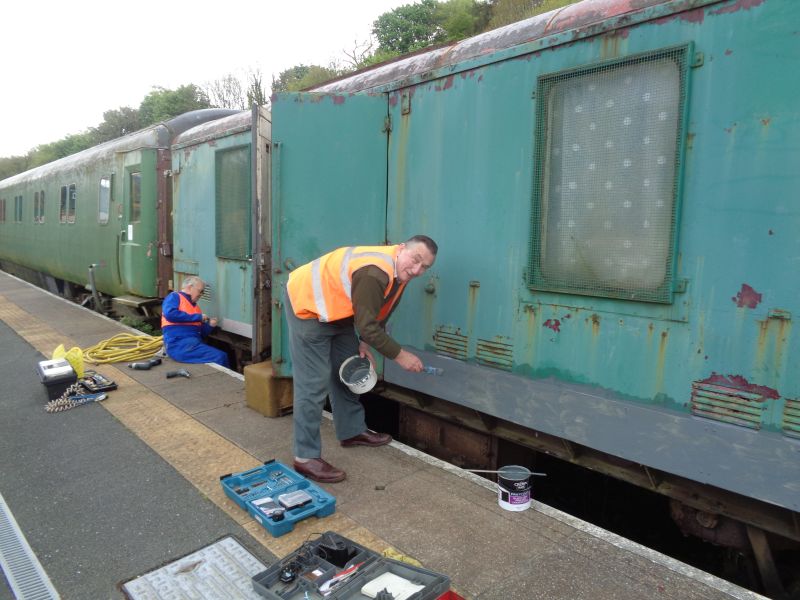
[285,235,438,483]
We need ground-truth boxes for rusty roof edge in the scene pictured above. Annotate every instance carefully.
[313,0,726,95]
[172,110,252,150]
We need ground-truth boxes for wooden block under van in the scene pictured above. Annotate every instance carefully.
[244,361,293,417]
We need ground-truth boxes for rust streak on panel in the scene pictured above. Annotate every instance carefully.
[591,313,601,338]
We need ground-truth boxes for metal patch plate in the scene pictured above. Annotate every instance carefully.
[122,536,266,599]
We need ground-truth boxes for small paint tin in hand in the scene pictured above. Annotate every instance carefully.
[339,355,377,394]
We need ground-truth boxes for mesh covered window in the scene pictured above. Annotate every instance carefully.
[215,146,252,260]
[530,46,690,303]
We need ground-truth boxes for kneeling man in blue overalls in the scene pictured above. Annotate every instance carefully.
[161,276,229,368]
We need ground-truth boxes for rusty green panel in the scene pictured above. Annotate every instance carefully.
[385,0,799,431]
[270,92,388,376]
[171,113,254,338]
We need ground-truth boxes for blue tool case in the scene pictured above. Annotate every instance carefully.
[220,460,336,537]
[251,531,450,600]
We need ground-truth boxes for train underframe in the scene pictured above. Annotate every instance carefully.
[375,384,800,599]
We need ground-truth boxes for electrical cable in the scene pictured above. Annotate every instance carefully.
[82,333,163,364]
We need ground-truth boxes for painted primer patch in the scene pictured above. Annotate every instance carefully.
[732,283,762,308]
[122,537,266,599]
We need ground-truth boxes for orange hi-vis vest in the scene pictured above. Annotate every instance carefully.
[287,245,407,323]
[161,292,203,328]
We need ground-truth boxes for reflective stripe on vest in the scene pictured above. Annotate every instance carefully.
[288,245,404,322]
[160,292,202,328]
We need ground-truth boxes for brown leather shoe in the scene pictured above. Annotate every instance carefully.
[293,458,346,483]
[340,430,392,448]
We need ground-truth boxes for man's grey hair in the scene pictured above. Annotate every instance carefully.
[182,276,205,291]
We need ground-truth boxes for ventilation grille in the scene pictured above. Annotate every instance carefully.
[476,338,513,371]
[783,399,800,439]
[690,381,763,430]
[434,327,467,360]
[175,274,212,301]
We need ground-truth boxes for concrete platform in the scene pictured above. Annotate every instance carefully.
[0,271,766,600]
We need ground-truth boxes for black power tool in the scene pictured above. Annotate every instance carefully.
[128,358,162,370]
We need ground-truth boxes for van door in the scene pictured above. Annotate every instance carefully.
[270,92,389,376]
[119,153,158,297]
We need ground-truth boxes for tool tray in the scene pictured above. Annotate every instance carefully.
[220,460,336,537]
[79,371,118,393]
[251,532,449,600]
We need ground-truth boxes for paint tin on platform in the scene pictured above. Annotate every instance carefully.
[497,465,532,511]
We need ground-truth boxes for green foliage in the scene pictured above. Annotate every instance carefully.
[359,48,403,69]
[246,71,269,107]
[138,84,211,126]
[0,155,31,181]
[29,131,96,168]
[271,64,341,93]
[437,0,492,41]
[372,0,444,55]
[120,316,159,336]
[488,0,578,29]
[89,107,141,145]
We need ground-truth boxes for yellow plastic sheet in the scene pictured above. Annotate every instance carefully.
[52,344,85,378]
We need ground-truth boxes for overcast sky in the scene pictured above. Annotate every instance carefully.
[0,0,408,157]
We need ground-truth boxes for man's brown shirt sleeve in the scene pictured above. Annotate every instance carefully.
[351,265,402,358]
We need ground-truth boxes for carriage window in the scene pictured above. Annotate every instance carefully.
[215,146,252,260]
[130,172,141,223]
[99,177,111,224]
[60,186,67,223]
[67,184,76,223]
[0,198,5,223]
[14,195,23,222]
[529,46,690,303]
[34,190,45,223]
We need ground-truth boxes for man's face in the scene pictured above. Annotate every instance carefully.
[396,242,436,283]
[188,282,204,303]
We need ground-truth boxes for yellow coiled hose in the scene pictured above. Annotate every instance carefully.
[82,333,164,364]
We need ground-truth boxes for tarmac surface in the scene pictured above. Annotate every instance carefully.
[0,271,768,600]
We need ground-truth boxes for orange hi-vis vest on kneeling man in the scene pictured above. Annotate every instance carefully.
[161,292,203,328]
[287,245,407,323]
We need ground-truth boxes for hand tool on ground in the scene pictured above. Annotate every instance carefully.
[166,369,191,379]
[128,357,162,370]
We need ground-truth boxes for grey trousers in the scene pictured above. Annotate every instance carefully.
[284,295,366,458]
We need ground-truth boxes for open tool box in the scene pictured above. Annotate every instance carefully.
[220,460,336,537]
[251,532,450,600]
